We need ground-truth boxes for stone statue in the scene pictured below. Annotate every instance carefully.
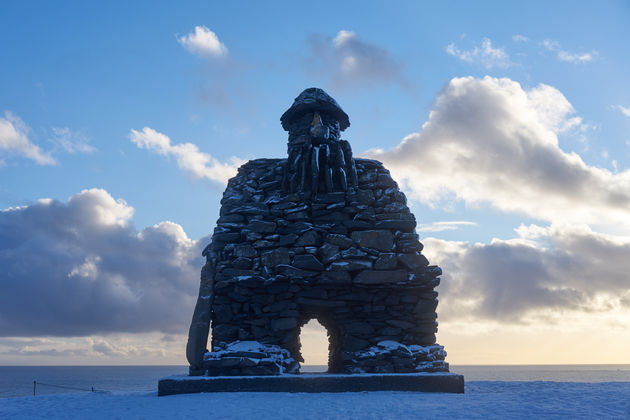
[185,87,450,377]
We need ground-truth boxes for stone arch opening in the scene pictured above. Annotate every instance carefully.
[296,314,343,373]
[299,319,328,372]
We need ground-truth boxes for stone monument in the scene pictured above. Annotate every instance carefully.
[159,88,463,395]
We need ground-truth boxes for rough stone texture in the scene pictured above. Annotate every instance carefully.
[203,341,298,376]
[186,87,453,377]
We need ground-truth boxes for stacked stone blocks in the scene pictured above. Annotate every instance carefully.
[185,87,452,377]
[202,158,447,374]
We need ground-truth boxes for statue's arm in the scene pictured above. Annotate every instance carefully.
[185,257,215,375]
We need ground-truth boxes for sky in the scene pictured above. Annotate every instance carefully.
[1,0,629,366]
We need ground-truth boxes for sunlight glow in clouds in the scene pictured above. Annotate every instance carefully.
[424,223,630,323]
[129,127,244,184]
[366,76,630,228]
[0,334,184,364]
[177,25,228,58]
[0,189,203,337]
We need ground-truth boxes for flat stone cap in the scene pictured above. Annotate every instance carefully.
[281,88,350,131]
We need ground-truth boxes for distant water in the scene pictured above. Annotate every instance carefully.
[2,364,630,398]
[451,364,630,383]
[0,366,187,399]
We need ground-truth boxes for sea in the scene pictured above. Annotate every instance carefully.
[1,364,630,399]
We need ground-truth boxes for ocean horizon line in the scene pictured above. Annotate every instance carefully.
[2,363,630,367]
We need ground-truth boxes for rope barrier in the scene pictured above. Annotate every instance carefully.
[33,380,107,396]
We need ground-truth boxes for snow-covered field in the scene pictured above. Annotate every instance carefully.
[2,381,630,419]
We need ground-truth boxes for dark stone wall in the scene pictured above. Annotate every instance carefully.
[201,157,448,375]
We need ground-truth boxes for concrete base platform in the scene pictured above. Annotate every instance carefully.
[158,372,464,396]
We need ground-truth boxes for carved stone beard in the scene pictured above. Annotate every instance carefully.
[282,112,358,196]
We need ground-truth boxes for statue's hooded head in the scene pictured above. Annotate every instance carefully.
[280,88,357,195]
[280,88,350,144]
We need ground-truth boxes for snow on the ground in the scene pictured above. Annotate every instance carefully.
[2,381,630,419]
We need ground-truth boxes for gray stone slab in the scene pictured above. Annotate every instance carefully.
[158,372,464,396]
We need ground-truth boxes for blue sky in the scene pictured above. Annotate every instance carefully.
[1,1,629,365]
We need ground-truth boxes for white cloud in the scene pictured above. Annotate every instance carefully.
[68,255,101,279]
[512,34,529,43]
[129,127,244,184]
[332,30,355,48]
[446,38,510,69]
[424,223,630,323]
[541,39,559,51]
[613,105,630,118]
[365,76,630,228]
[0,188,206,336]
[417,221,478,233]
[542,39,596,63]
[90,337,131,357]
[0,111,56,165]
[177,25,228,58]
[0,333,181,363]
[306,30,406,90]
[557,50,595,63]
[51,127,96,154]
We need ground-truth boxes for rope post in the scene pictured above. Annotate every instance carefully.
[91,386,94,393]
[33,380,36,396]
